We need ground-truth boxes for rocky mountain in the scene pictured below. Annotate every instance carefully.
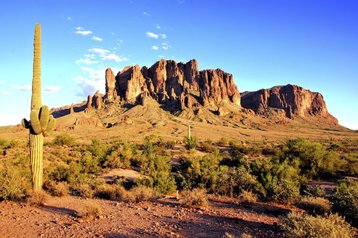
[241,84,338,124]
[51,59,338,125]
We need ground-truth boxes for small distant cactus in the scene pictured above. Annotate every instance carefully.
[22,24,56,191]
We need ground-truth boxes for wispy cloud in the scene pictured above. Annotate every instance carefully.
[143,12,151,17]
[13,85,31,91]
[75,26,92,36]
[2,90,10,96]
[159,34,167,39]
[88,48,127,62]
[44,86,61,93]
[155,24,161,29]
[151,45,159,50]
[92,36,103,42]
[146,32,159,39]
[67,16,72,21]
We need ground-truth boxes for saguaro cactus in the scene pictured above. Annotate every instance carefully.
[22,24,56,191]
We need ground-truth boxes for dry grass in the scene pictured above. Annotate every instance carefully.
[239,190,257,205]
[125,186,155,203]
[27,190,50,206]
[281,212,354,238]
[297,196,332,215]
[180,189,208,208]
[76,201,102,219]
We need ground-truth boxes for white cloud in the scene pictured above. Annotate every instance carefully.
[155,25,161,29]
[158,55,165,58]
[2,90,10,96]
[151,45,159,50]
[67,16,72,21]
[76,58,98,65]
[88,48,127,62]
[75,27,92,36]
[161,42,170,50]
[89,48,110,55]
[143,12,151,16]
[92,36,103,42]
[0,80,6,84]
[44,86,61,93]
[159,34,167,39]
[13,85,31,91]
[146,32,159,39]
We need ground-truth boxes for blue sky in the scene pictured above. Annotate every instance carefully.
[0,0,357,129]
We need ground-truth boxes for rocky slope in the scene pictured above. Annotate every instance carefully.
[241,85,338,124]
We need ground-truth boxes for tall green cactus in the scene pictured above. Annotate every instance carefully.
[22,24,56,191]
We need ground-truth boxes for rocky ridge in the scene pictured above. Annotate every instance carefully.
[51,59,338,125]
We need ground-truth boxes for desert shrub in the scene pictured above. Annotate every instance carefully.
[331,180,358,227]
[0,138,11,149]
[200,140,217,153]
[185,136,198,150]
[52,182,70,197]
[163,140,176,149]
[76,201,102,219]
[251,157,301,202]
[48,165,70,182]
[177,152,222,190]
[76,183,94,198]
[79,152,100,174]
[239,190,257,204]
[126,186,155,203]
[302,185,326,197]
[215,166,262,197]
[139,155,176,194]
[181,189,208,208]
[95,184,126,200]
[281,212,354,238]
[319,151,346,177]
[102,144,132,169]
[271,180,300,204]
[52,133,75,146]
[0,163,30,200]
[27,190,49,206]
[344,153,358,176]
[217,137,229,147]
[297,197,332,215]
[87,139,108,161]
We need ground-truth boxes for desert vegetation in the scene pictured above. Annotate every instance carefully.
[0,133,357,236]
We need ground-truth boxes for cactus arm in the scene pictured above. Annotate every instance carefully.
[43,116,56,136]
[22,118,30,129]
[39,105,49,131]
[30,110,42,135]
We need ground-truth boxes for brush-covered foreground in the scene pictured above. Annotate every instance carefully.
[0,132,357,237]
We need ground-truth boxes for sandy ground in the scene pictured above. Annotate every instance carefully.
[0,195,294,238]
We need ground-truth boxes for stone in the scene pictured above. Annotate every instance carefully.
[105,68,116,101]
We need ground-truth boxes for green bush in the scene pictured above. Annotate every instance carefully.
[139,155,176,194]
[302,185,326,197]
[297,197,332,215]
[239,190,257,204]
[281,212,354,238]
[270,180,300,204]
[215,166,262,197]
[0,164,30,200]
[177,152,222,190]
[185,136,198,150]
[52,133,75,146]
[332,180,358,227]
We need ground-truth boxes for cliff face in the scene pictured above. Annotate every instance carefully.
[241,84,338,123]
[114,59,241,111]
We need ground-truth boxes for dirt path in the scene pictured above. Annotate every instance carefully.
[0,196,283,238]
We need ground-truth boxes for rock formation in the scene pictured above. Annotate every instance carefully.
[105,68,116,101]
[113,59,241,112]
[240,84,338,123]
